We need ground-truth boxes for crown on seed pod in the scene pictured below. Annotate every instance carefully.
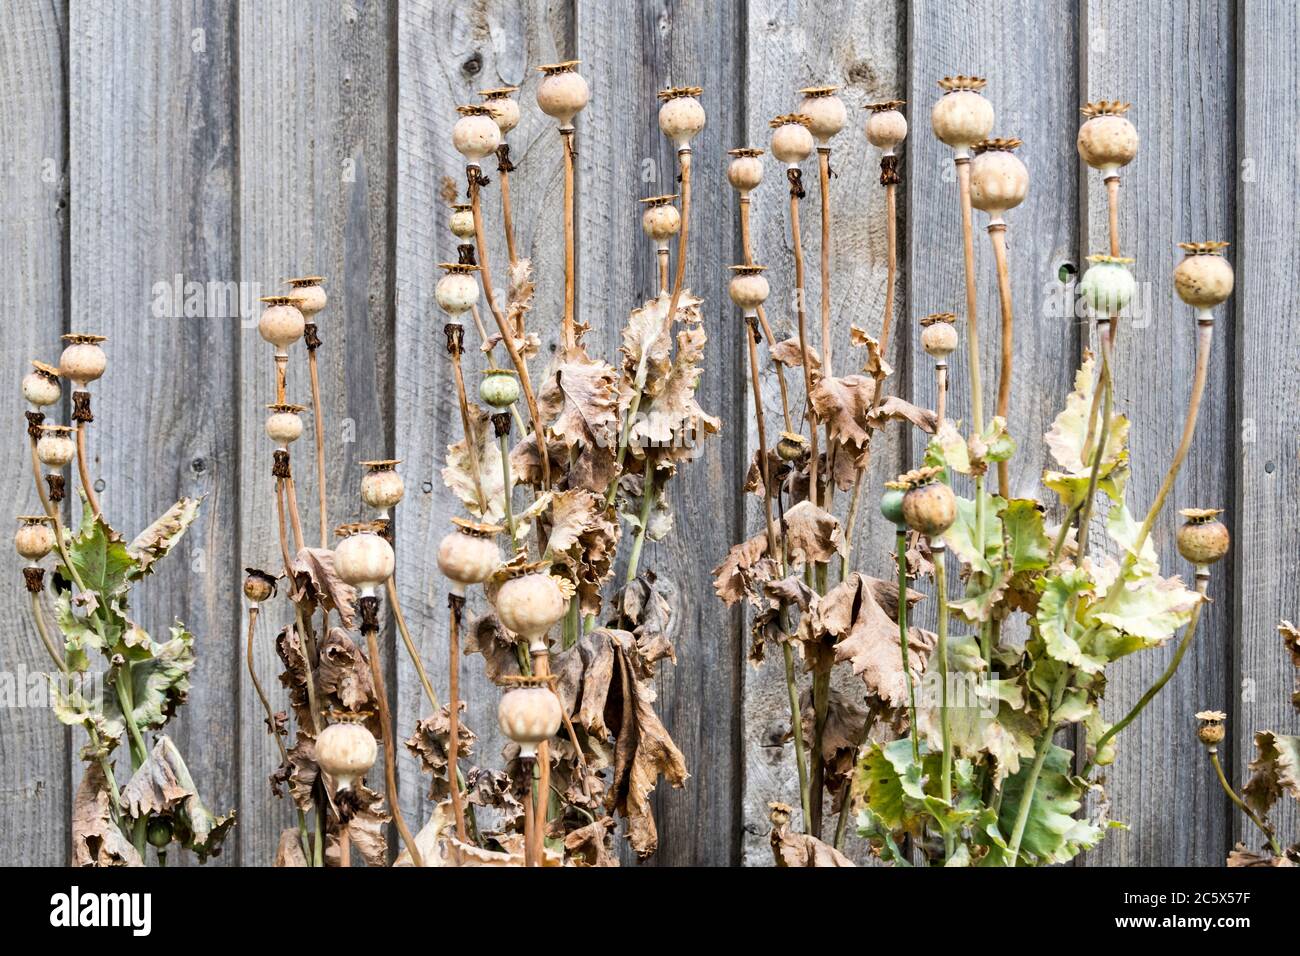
[1194,709,1227,749]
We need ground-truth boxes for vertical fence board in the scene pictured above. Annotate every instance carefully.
[576,0,744,865]
[394,0,571,843]
[740,0,906,864]
[237,0,395,864]
[1082,0,1235,866]
[69,0,240,866]
[1233,0,1299,857]
[0,0,69,866]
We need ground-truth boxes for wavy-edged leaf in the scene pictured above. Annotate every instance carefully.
[127,496,202,578]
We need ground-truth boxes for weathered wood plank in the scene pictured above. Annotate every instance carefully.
[576,0,746,866]
[0,0,69,867]
[741,0,906,865]
[394,0,571,844]
[1232,0,1299,858]
[68,0,240,866]
[1081,0,1235,867]
[237,0,395,865]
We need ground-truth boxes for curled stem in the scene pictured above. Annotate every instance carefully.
[1209,750,1282,857]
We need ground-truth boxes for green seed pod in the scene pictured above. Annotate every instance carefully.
[1079,254,1137,315]
[479,369,521,408]
[147,818,173,849]
[880,485,906,527]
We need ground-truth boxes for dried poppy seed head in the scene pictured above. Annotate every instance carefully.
[334,522,395,596]
[727,147,765,193]
[438,517,504,596]
[1177,507,1230,566]
[920,312,958,359]
[728,264,770,311]
[864,100,908,152]
[1078,101,1138,174]
[265,402,306,446]
[900,467,955,536]
[639,194,681,241]
[498,679,563,759]
[243,566,278,604]
[258,296,305,352]
[536,61,589,128]
[658,86,706,149]
[360,459,405,516]
[435,262,481,316]
[776,430,809,462]
[316,720,378,792]
[453,105,502,165]
[932,77,993,153]
[970,138,1028,218]
[59,333,108,386]
[798,85,847,143]
[1195,709,1227,749]
[14,515,55,562]
[478,85,521,133]
[492,557,567,647]
[1174,242,1234,309]
[448,203,475,239]
[285,275,327,318]
[769,114,815,166]
[22,360,61,407]
[36,424,76,468]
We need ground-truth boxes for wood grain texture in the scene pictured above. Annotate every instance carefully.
[576,0,747,866]
[237,0,395,865]
[1081,0,1235,866]
[0,0,69,867]
[68,0,240,866]
[1232,0,1298,857]
[740,0,906,865]
[393,0,571,844]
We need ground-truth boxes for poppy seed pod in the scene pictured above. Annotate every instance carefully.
[798,86,847,144]
[728,264,770,312]
[769,114,814,167]
[492,560,568,648]
[59,334,107,387]
[864,100,908,152]
[479,86,521,134]
[315,719,378,792]
[438,517,503,595]
[479,368,521,409]
[453,105,502,165]
[36,425,76,468]
[899,466,956,536]
[536,61,589,128]
[498,677,564,759]
[334,522,395,596]
[1174,242,1234,310]
[243,567,277,604]
[1194,710,1226,750]
[658,86,706,149]
[1077,101,1138,175]
[22,361,61,408]
[285,276,326,319]
[639,194,681,242]
[359,459,404,516]
[449,203,476,240]
[1176,508,1230,566]
[265,403,306,447]
[15,516,55,562]
[970,138,1028,219]
[726,147,765,194]
[1079,255,1137,315]
[920,313,958,359]
[776,430,809,462]
[930,76,994,154]
[879,485,907,528]
[257,296,305,353]
[435,263,481,317]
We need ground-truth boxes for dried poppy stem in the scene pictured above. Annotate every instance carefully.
[521,757,537,866]
[74,423,101,518]
[817,148,834,376]
[28,434,54,518]
[1208,750,1282,857]
[988,222,1015,497]
[283,476,307,553]
[788,180,820,507]
[932,540,953,859]
[739,198,794,432]
[661,149,693,337]
[954,159,984,434]
[447,594,468,842]
[306,348,329,548]
[468,172,550,488]
[561,129,578,351]
[445,324,491,516]
[498,146,520,267]
[880,178,900,351]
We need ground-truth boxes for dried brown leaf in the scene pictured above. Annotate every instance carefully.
[564,816,620,867]
[771,336,821,370]
[711,531,770,606]
[72,762,143,867]
[538,348,619,493]
[406,705,476,801]
[783,500,846,565]
[442,403,506,521]
[768,802,854,867]
[288,548,357,627]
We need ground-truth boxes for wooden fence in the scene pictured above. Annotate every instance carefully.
[1,0,1295,866]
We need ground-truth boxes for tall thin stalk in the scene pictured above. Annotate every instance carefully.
[988,222,1015,497]
[932,540,954,859]
[896,530,919,762]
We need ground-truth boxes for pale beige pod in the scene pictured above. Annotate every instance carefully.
[449,203,476,240]
[359,459,405,517]
[14,515,55,562]
[22,360,61,408]
[726,147,765,194]
[930,75,994,154]
[36,425,76,468]
[864,100,908,153]
[798,85,847,144]
[969,138,1029,220]
[435,262,481,317]
[285,276,327,319]
[257,296,305,354]
[334,521,395,597]
[497,676,564,759]
[437,516,503,595]
[1077,101,1138,175]
[265,402,305,447]
[315,719,378,792]
[453,105,502,165]
[59,333,107,387]
[492,559,568,651]
[728,264,770,312]
[658,86,706,149]
[639,194,681,242]
[536,60,589,129]
[919,312,958,359]
[1173,242,1234,310]
[478,86,521,134]
[769,114,814,167]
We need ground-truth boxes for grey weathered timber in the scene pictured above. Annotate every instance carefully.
[1232,0,1299,857]
[68,0,241,866]
[740,0,906,865]
[573,0,746,866]
[393,0,571,852]
[0,0,70,867]
[1082,0,1236,867]
[237,0,395,865]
